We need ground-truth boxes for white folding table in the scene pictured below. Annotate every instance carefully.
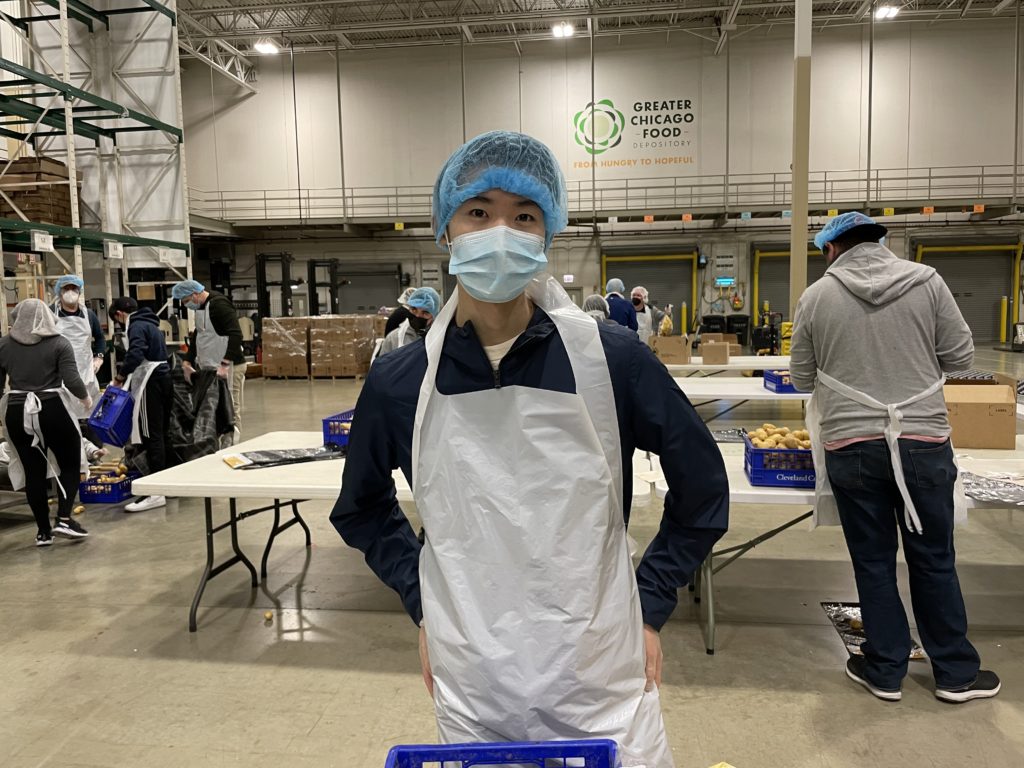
[642,436,1024,654]
[665,355,791,376]
[134,432,654,632]
[672,375,811,423]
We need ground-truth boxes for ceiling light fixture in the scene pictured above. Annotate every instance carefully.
[551,22,574,38]
[874,5,899,19]
[254,40,280,55]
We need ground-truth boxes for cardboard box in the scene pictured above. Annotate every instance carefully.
[701,342,731,365]
[944,384,1016,449]
[701,333,724,343]
[729,343,742,356]
[649,335,691,364]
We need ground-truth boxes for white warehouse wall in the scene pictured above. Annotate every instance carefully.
[182,19,1020,197]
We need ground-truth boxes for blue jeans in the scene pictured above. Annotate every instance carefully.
[826,438,980,690]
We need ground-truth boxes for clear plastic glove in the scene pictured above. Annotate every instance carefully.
[419,624,434,698]
[182,361,195,383]
[216,362,230,380]
[92,357,103,374]
[80,396,94,412]
[643,624,663,692]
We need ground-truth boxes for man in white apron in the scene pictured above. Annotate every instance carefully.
[331,132,729,764]
[51,275,104,430]
[791,212,1000,704]
[630,287,666,346]
[171,280,245,444]
[108,297,174,512]
[376,287,440,360]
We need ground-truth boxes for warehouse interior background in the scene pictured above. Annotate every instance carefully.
[1,0,1024,766]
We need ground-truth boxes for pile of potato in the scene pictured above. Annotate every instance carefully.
[747,423,811,450]
[82,463,129,486]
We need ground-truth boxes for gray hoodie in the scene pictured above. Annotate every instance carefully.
[790,242,973,443]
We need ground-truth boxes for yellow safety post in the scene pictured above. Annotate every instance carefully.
[1000,296,1008,344]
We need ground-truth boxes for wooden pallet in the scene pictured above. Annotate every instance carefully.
[310,373,366,381]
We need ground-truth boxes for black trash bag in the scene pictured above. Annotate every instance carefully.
[168,360,235,463]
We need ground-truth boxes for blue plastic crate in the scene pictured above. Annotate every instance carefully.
[763,369,798,394]
[743,434,816,488]
[322,409,355,448]
[385,740,618,768]
[79,472,136,504]
[87,387,135,447]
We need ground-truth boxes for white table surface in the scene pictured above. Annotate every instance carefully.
[648,435,1024,509]
[133,431,655,504]
[673,376,811,402]
[666,355,791,374]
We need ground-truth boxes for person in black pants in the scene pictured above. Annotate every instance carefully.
[109,297,174,513]
[0,298,92,546]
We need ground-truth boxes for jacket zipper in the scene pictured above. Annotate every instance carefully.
[493,362,501,389]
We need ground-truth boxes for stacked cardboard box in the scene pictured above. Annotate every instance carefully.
[373,315,389,338]
[309,315,375,378]
[0,157,81,227]
[262,317,309,378]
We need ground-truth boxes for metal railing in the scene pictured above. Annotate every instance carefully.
[187,164,1024,223]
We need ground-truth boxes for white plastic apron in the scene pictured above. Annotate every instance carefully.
[412,276,672,768]
[808,369,968,533]
[636,308,653,345]
[54,305,100,420]
[0,388,88,493]
[125,360,163,445]
[194,306,228,370]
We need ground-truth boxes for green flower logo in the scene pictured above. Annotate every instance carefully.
[573,99,625,155]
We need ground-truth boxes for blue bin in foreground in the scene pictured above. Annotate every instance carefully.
[385,740,619,768]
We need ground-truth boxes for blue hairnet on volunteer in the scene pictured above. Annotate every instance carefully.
[813,212,879,251]
[54,274,84,295]
[172,279,205,301]
[406,287,441,317]
[606,278,625,295]
[432,131,568,251]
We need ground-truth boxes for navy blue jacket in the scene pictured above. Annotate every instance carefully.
[330,307,729,631]
[607,293,639,332]
[117,309,170,380]
[54,305,106,356]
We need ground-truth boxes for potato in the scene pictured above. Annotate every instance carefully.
[781,435,799,449]
[778,427,791,436]
[752,438,764,448]
[799,440,812,449]
[747,430,759,440]
[754,429,768,440]
[762,423,777,432]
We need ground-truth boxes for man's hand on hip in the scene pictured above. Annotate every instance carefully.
[644,624,663,692]
[419,624,434,698]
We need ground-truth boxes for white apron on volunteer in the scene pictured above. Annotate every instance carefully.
[54,303,101,420]
[635,308,653,345]
[412,275,673,768]
[0,388,89,492]
[807,369,968,531]
[193,302,230,370]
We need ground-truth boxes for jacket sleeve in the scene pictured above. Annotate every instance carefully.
[57,338,88,399]
[209,296,244,363]
[789,295,817,392]
[627,305,639,332]
[631,341,729,630]
[932,277,973,373]
[117,323,147,379]
[186,326,197,365]
[330,366,423,626]
[88,309,106,357]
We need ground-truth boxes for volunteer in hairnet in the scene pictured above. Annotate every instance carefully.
[583,293,618,326]
[605,277,638,332]
[51,275,104,430]
[631,286,666,345]
[378,287,440,357]
[172,280,245,440]
[331,131,729,766]
[385,286,418,335]
[0,299,91,545]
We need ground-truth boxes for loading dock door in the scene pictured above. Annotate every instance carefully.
[753,250,827,321]
[337,269,402,314]
[603,255,696,333]
[918,249,1014,343]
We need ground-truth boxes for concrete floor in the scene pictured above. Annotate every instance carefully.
[1,350,1023,768]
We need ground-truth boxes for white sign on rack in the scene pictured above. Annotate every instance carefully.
[104,240,124,260]
[30,230,53,252]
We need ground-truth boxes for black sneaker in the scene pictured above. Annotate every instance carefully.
[935,671,1001,703]
[53,518,89,539]
[35,532,53,547]
[846,655,902,701]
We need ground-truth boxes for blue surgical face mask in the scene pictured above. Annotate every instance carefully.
[447,226,547,304]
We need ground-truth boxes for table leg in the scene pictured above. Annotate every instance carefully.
[260,501,282,579]
[189,498,215,633]
[701,555,716,655]
[291,500,312,546]
[229,498,259,587]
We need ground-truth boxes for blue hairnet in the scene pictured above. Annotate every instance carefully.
[433,131,568,251]
[814,212,887,251]
[406,286,441,317]
[606,278,625,295]
[54,275,83,295]
[172,279,205,301]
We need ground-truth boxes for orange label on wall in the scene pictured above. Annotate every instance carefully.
[923,206,935,215]
[682,213,693,222]
[644,215,654,223]
[973,204,986,213]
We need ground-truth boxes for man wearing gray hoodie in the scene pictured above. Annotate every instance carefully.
[791,212,1000,704]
